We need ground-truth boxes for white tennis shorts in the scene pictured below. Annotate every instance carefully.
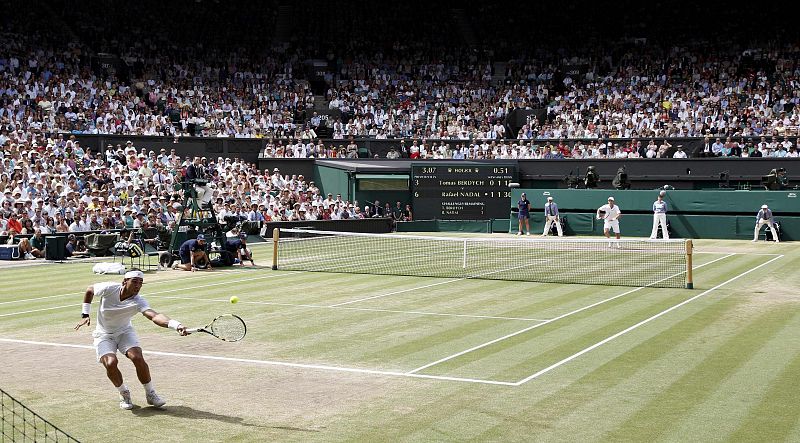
[93,327,141,361]
[604,219,621,233]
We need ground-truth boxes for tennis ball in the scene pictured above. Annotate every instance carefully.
[230,296,239,304]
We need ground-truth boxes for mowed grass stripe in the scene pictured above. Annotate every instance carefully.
[346,253,723,319]
[666,310,800,442]
[339,282,603,364]
[414,254,748,380]
[500,294,778,441]
[470,287,745,442]
[0,270,306,329]
[480,256,752,381]
[359,280,624,322]
[0,265,288,306]
[426,289,692,380]
[601,306,795,441]
[731,351,800,441]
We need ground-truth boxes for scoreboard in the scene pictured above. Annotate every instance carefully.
[411,164,517,220]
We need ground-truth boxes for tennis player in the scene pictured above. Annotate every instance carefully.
[74,270,187,409]
[597,196,622,246]
[753,204,779,243]
[650,191,669,239]
[517,193,531,235]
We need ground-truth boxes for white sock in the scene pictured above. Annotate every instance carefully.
[117,384,129,394]
[143,381,155,394]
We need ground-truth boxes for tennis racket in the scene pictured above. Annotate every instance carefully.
[187,314,247,342]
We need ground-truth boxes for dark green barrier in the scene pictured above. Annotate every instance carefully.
[397,219,510,233]
[511,212,797,240]
[513,189,800,214]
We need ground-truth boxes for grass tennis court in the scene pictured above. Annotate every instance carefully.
[1,236,798,442]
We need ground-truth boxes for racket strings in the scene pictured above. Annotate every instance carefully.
[210,315,246,341]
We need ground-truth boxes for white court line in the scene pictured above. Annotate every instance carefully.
[695,251,782,256]
[0,266,271,306]
[147,294,549,322]
[329,260,549,307]
[0,272,298,318]
[406,253,735,374]
[514,254,785,385]
[0,338,516,387]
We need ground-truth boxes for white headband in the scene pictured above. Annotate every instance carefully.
[124,270,144,280]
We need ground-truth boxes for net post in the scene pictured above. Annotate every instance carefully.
[271,228,279,270]
[462,240,467,269]
[685,239,693,289]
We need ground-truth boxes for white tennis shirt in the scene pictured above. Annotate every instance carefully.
[599,204,621,220]
[93,282,151,334]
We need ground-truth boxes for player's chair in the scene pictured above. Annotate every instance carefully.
[112,230,162,271]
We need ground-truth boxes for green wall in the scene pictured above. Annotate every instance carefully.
[511,188,799,240]
[314,165,352,201]
[513,189,800,213]
[397,219,511,233]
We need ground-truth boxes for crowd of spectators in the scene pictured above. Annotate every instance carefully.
[261,135,800,160]
[2,1,799,148]
[3,0,800,256]
[0,130,411,258]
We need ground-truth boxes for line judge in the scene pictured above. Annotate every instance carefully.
[542,196,563,236]
[650,191,669,239]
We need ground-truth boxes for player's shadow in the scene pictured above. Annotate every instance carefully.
[131,405,320,432]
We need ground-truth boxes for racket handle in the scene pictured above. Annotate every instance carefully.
[186,327,201,333]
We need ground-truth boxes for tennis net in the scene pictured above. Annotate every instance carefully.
[272,229,693,288]
[1,388,80,442]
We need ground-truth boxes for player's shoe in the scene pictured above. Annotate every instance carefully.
[517,232,522,236]
[751,239,758,242]
[525,232,530,236]
[119,390,134,410]
[146,391,166,408]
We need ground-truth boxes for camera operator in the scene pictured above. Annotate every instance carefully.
[584,166,599,188]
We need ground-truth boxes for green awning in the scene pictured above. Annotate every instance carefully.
[355,174,410,180]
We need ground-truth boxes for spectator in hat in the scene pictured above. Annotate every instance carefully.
[753,204,779,243]
[672,145,688,158]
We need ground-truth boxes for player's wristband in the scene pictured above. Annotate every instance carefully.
[81,303,91,315]
[168,319,182,330]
